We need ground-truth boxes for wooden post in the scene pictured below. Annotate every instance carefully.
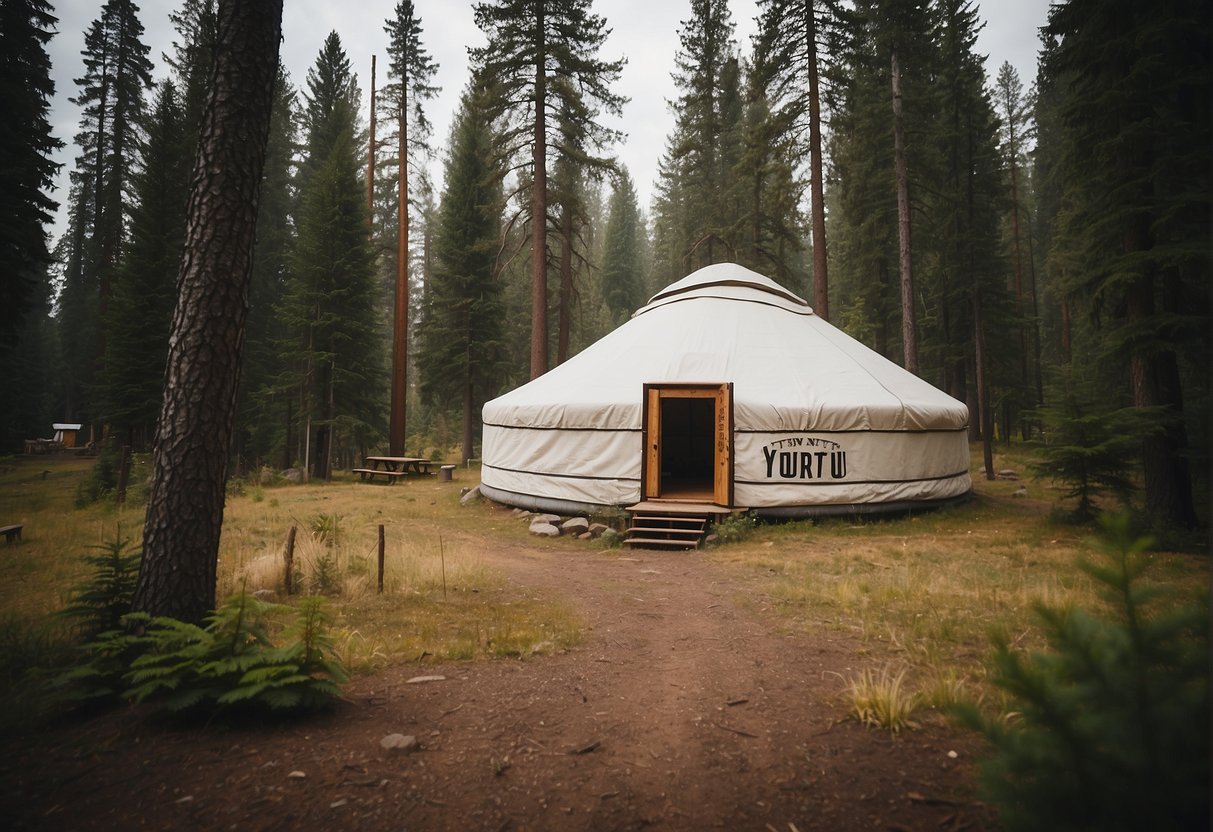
[284,525,297,594]
[377,523,385,594]
[439,535,447,601]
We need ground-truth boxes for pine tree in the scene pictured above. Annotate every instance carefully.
[415,86,504,463]
[0,0,62,341]
[280,33,385,478]
[382,0,438,454]
[165,0,218,138]
[600,168,645,326]
[133,0,283,624]
[470,0,625,379]
[1041,0,1208,528]
[236,63,296,468]
[930,0,1010,470]
[653,0,739,281]
[100,81,190,446]
[754,0,844,317]
[962,515,1209,831]
[994,61,1043,421]
[59,0,153,424]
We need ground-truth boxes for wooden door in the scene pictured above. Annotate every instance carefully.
[641,383,733,505]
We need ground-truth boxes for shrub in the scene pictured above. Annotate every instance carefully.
[58,537,141,639]
[74,446,119,506]
[958,514,1209,832]
[713,512,757,544]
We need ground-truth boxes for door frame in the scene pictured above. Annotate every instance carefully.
[640,382,734,506]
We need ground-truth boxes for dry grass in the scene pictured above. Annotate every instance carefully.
[0,457,582,676]
[707,444,1209,714]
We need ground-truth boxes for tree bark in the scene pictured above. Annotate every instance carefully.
[891,49,917,374]
[367,55,376,229]
[529,5,549,380]
[390,108,409,455]
[973,288,994,479]
[557,199,573,365]
[133,0,283,624]
[806,1,829,320]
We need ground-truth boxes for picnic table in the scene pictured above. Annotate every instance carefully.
[352,456,435,483]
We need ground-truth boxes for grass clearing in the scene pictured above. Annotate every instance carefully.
[0,444,1205,732]
[705,444,1208,720]
[0,456,583,715]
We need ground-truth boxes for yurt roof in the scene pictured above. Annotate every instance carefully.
[483,263,969,434]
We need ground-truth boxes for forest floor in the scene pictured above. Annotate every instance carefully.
[0,503,997,831]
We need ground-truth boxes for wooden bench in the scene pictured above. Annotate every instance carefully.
[1,524,23,544]
[351,468,409,484]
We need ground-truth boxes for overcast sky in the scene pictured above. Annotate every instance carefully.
[43,0,1052,242]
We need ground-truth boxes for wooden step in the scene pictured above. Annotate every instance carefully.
[625,527,703,539]
[622,536,701,549]
[629,515,706,525]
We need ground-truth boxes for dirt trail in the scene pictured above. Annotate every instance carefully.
[1,535,993,831]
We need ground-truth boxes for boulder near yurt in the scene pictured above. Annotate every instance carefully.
[480,263,972,518]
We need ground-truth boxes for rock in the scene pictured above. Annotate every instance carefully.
[1012,486,1027,498]
[588,523,610,538]
[600,528,620,543]
[578,532,593,540]
[996,469,1019,481]
[258,466,274,485]
[287,770,307,779]
[705,533,720,545]
[380,733,420,753]
[405,675,447,684]
[561,517,590,535]
[533,513,562,525]
[459,485,482,506]
[530,523,561,537]
[282,467,303,483]
[511,508,531,519]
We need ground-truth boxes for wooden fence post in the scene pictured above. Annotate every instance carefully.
[378,524,385,594]
[284,525,297,594]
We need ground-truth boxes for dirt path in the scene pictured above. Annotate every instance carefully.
[1,536,993,831]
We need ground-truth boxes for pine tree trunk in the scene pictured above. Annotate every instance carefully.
[891,49,917,374]
[1126,274,1197,528]
[390,109,408,455]
[529,6,549,380]
[462,374,473,465]
[133,0,283,624]
[807,2,829,320]
[973,288,993,477]
[557,200,572,365]
[367,55,376,228]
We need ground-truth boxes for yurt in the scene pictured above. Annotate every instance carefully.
[480,263,972,518]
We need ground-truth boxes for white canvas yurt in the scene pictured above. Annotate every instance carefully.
[480,263,972,518]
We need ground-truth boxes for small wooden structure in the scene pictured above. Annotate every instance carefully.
[1,524,23,544]
[353,456,435,483]
[52,424,83,448]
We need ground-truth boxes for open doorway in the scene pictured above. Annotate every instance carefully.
[642,383,733,505]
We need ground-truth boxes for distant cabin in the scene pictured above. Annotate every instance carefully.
[52,423,83,448]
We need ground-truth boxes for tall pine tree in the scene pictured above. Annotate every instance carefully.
[99,81,190,446]
[470,0,625,379]
[416,85,504,463]
[279,33,385,478]
[1040,0,1209,527]
[382,0,438,454]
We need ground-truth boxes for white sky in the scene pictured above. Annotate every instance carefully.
[43,0,1052,242]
